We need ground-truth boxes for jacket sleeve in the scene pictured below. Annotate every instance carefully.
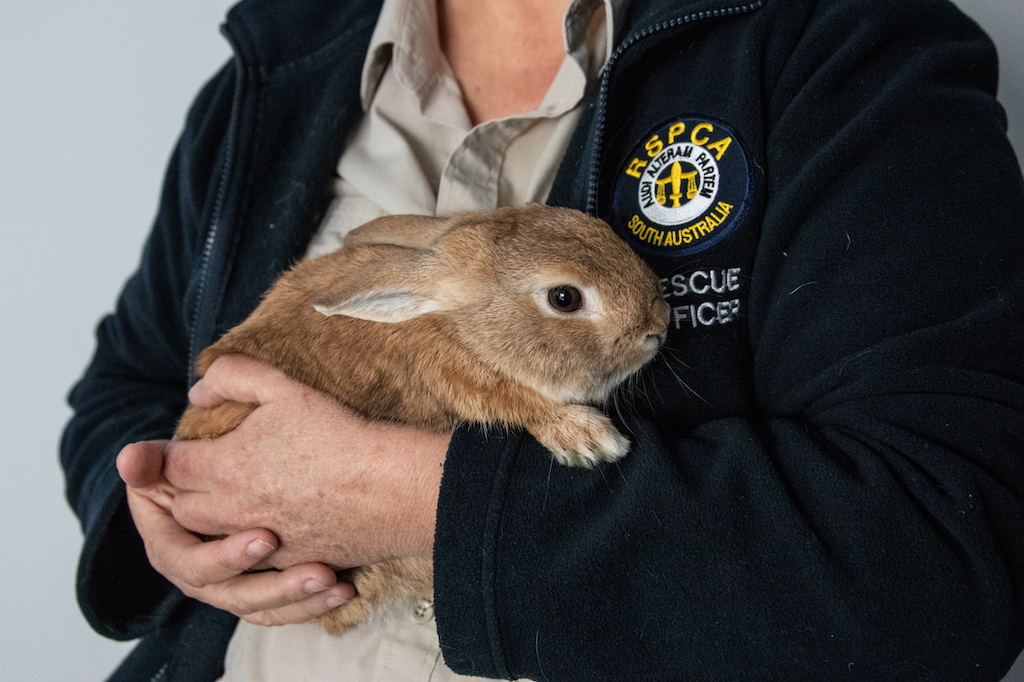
[61,61,237,641]
[433,3,1024,680]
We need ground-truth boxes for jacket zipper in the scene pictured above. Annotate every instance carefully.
[187,33,248,383]
[585,0,766,216]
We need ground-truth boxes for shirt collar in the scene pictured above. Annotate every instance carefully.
[358,0,626,113]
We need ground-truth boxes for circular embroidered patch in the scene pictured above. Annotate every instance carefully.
[609,116,752,258]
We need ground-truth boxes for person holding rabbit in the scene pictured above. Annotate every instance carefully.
[63,0,1024,680]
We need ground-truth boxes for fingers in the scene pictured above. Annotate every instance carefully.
[126,486,353,625]
[204,564,355,627]
[188,354,291,408]
[116,440,170,487]
[117,413,358,627]
[127,485,271,585]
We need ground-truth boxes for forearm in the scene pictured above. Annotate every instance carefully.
[62,351,189,639]
[436,387,1024,680]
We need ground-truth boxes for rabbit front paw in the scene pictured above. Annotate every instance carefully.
[532,406,630,468]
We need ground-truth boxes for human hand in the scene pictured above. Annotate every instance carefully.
[162,354,450,571]
[118,439,355,626]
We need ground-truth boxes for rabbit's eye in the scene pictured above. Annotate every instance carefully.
[547,286,583,313]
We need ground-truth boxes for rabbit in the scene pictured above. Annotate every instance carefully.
[174,203,671,634]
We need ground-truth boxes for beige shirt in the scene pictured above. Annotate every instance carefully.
[221,0,620,679]
[304,0,617,259]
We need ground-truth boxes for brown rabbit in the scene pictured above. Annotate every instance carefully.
[174,203,670,634]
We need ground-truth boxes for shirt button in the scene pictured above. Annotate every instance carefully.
[412,598,434,623]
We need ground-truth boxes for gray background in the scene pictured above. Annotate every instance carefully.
[0,1,1021,680]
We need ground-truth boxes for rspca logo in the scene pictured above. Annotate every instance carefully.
[611,117,751,257]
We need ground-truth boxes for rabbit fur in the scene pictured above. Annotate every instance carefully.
[174,203,670,634]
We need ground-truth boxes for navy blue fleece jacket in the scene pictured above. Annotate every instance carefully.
[63,0,1024,679]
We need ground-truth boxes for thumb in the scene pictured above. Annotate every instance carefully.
[117,440,170,488]
[188,354,289,408]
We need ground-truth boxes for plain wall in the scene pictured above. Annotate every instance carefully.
[0,2,234,680]
[0,1,1020,680]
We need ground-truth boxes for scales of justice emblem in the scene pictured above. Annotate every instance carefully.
[641,149,719,226]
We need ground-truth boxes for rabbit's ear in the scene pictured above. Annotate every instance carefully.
[314,288,440,323]
[312,249,447,323]
[344,214,452,250]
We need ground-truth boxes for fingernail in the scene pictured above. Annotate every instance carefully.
[325,595,347,608]
[246,539,274,560]
[304,579,330,594]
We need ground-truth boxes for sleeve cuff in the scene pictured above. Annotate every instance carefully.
[433,424,525,679]
[75,464,182,641]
